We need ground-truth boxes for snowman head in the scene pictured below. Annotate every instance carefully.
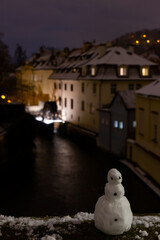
[107,168,122,185]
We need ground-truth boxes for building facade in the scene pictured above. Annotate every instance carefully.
[98,90,136,157]
[49,44,157,133]
[16,47,65,105]
[127,80,160,184]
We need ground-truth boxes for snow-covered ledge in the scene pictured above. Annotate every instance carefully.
[0,212,160,239]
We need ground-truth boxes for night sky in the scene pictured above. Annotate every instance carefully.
[1,0,160,57]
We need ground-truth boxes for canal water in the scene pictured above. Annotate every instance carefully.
[0,133,159,217]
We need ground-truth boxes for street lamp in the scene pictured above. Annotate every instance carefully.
[1,95,6,100]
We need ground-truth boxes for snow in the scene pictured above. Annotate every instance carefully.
[136,79,160,97]
[0,212,159,239]
[86,47,156,66]
[139,229,148,237]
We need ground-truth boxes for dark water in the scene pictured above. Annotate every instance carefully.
[0,133,159,217]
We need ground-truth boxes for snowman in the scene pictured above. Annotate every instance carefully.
[94,168,133,235]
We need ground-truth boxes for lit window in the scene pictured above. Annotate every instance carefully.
[136,40,139,44]
[114,121,118,128]
[141,66,149,76]
[133,121,136,127]
[33,75,38,82]
[91,67,96,76]
[119,66,127,76]
[72,68,77,73]
[119,122,123,129]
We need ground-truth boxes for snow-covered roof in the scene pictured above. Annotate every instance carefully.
[86,47,156,66]
[49,71,79,80]
[118,90,136,109]
[136,80,160,98]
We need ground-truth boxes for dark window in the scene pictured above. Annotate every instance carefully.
[128,84,134,90]
[139,108,144,136]
[111,84,117,94]
[93,83,97,94]
[81,101,85,111]
[64,84,67,90]
[81,82,85,93]
[58,97,62,106]
[64,98,67,107]
[152,111,158,143]
[71,99,74,109]
[54,82,57,89]
[59,83,61,89]
[71,84,73,91]
[136,84,142,90]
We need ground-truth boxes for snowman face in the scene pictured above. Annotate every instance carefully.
[107,168,122,184]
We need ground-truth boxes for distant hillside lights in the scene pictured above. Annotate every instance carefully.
[135,37,160,45]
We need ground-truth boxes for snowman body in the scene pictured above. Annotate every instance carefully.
[94,168,133,235]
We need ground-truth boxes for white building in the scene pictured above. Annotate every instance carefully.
[49,43,157,134]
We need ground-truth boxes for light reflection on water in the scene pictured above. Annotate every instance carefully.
[0,133,159,217]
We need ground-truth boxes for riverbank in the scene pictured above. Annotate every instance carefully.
[0,212,159,239]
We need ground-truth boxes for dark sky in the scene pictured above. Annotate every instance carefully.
[1,0,160,57]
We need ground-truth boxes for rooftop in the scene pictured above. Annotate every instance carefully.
[86,47,156,66]
[136,80,160,98]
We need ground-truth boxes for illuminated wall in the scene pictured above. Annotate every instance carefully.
[127,94,160,184]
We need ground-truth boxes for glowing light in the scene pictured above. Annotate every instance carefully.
[157,40,160,43]
[43,119,54,124]
[135,40,139,45]
[35,116,43,121]
[1,95,6,99]
[146,40,150,43]
[7,100,11,103]
[142,34,146,38]
[119,66,127,76]
[141,67,149,76]
[35,116,62,124]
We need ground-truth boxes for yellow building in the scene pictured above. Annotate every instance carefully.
[127,80,160,184]
[49,44,157,134]
[16,47,65,105]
